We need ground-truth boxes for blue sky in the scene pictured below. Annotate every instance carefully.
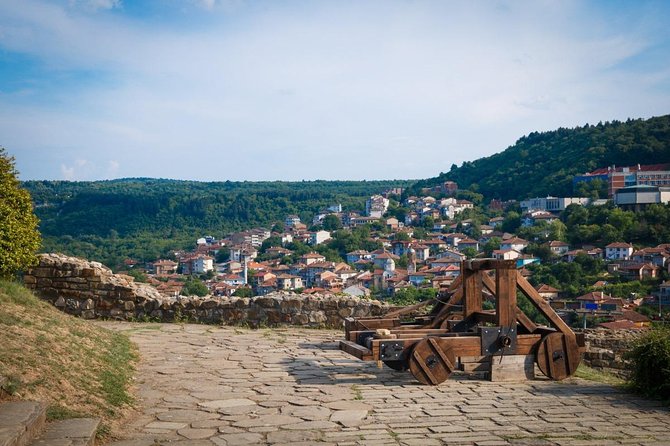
[1,0,669,181]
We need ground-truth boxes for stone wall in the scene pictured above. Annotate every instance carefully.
[581,328,645,378]
[24,253,390,328]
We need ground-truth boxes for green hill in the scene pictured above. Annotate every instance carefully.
[414,115,670,200]
[24,179,410,266]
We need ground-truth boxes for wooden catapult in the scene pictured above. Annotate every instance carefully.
[339,259,585,384]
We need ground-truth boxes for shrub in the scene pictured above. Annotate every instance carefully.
[625,326,670,401]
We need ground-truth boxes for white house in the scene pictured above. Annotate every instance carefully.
[492,249,521,261]
[500,237,529,253]
[310,230,331,245]
[605,242,634,260]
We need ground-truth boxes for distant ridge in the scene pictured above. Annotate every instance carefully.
[413,114,670,200]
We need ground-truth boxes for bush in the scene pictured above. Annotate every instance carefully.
[625,326,670,401]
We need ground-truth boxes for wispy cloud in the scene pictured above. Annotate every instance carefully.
[1,0,669,181]
[69,0,122,11]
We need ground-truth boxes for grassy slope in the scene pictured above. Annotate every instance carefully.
[0,280,137,438]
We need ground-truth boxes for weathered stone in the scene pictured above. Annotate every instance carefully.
[198,399,257,410]
[330,410,368,427]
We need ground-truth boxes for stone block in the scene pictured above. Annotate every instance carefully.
[292,314,309,325]
[254,296,278,308]
[36,278,53,287]
[124,301,136,311]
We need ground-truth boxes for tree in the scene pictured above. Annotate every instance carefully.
[0,149,41,279]
[182,277,209,296]
[233,287,254,297]
[322,214,343,231]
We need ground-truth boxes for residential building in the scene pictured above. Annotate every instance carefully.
[492,249,520,261]
[605,242,633,260]
[458,238,479,252]
[346,250,371,264]
[300,252,326,265]
[310,230,331,245]
[153,259,178,275]
[285,215,301,227]
[500,237,529,252]
[180,255,214,275]
[619,263,661,281]
[547,241,569,255]
[536,284,560,300]
[276,274,304,290]
[365,195,390,218]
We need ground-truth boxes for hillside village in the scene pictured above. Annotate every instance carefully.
[124,163,670,330]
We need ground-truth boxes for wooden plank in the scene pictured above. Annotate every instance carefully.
[515,308,538,334]
[368,334,542,361]
[481,272,497,294]
[490,355,534,382]
[496,266,517,327]
[385,299,436,319]
[339,340,373,361]
[516,271,575,338]
[471,311,497,324]
[429,287,464,328]
[429,274,462,316]
[463,267,482,317]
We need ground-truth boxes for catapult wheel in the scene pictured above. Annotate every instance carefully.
[409,337,456,385]
[536,332,581,381]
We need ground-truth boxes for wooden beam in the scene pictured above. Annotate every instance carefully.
[339,340,373,361]
[464,259,516,271]
[429,287,463,328]
[429,274,462,316]
[516,271,575,339]
[481,272,497,294]
[496,266,517,327]
[385,299,436,319]
[463,266,482,317]
[515,308,538,333]
[368,334,542,360]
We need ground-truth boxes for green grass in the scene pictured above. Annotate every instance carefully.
[0,279,139,439]
[47,404,85,421]
[574,364,627,386]
[351,384,363,400]
[100,333,137,410]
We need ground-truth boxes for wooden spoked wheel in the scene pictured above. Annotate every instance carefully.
[409,337,456,385]
[536,332,581,381]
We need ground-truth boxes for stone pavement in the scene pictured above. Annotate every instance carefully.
[101,323,670,446]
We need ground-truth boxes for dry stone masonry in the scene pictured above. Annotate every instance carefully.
[24,253,390,327]
[581,328,644,377]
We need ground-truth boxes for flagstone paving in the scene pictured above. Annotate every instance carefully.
[102,322,670,445]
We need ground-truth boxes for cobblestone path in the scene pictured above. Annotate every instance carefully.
[103,323,670,446]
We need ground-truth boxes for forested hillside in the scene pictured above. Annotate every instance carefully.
[24,179,410,266]
[413,115,670,200]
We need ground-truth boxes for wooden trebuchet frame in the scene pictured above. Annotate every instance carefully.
[339,259,585,384]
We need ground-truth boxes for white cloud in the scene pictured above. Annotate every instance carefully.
[106,160,120,178]
[68,0,122,12]
[1,0,669,181]
[60,163,75,180]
